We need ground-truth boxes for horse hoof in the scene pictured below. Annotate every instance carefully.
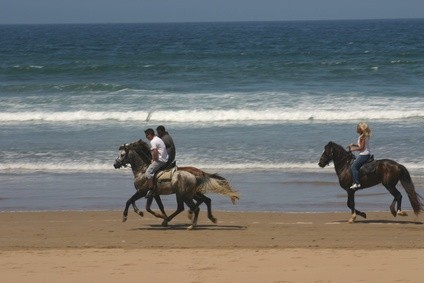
[390,208,397,217]
[358,212,367,219]
[138,211,144,217]
[187,225,195,230]
[122,216,127,223]
[161,221,168,227]
[348,214,356,223]
[397,210,408,217]
[210,217,217,224]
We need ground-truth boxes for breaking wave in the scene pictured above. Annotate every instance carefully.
[0,108,422,124]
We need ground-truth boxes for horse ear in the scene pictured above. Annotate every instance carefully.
[327,141,334,154]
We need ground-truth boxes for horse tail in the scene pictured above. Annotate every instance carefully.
[400,165,424,215]
[196,175,240,204]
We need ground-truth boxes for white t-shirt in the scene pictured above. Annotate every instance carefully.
[358,136,370,155]
[150,136,169,163]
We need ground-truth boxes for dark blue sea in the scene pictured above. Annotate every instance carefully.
[1,19,423,213]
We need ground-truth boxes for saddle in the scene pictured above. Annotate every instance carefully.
[145,161,177,198]
[350,154,374,164]
[154,161,177,185]
[357,155,376,175]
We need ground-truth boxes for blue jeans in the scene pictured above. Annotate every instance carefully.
[145,161,166,179]
[350,154,370,184]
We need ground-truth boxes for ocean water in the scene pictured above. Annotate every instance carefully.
[1,19,423,213]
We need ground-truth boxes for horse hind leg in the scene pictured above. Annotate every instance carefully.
[188,195,203,221]
[385,185,407,217]
[162,195,185,227]
[193,194,217,224]
[184,198,200,230]
[145,195,167,219]
[202,194,217,223]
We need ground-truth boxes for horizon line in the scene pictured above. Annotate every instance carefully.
[1,17,423,26]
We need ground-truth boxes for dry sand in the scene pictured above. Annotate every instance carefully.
[1,210,423,282]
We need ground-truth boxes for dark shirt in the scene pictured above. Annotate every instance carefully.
[160,132,176,164]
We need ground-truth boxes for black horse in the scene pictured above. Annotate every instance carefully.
[318,141,423,223]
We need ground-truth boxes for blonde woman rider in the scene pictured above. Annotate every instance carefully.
[348,122,371,189]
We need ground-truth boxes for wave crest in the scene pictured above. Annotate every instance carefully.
[0,109,422,124]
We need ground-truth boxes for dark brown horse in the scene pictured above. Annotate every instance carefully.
[318,141,423,223]
[114,139,239,229]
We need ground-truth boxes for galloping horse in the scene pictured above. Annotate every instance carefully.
[318,141,423,223]
[114,139,239,229]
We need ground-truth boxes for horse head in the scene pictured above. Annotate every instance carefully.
[113,139,152,169]
[318,141,355,168]
[318,141,335,167]
[114,143,130,169]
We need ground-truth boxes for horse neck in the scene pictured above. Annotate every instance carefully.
[332,148,352,174]
[128,150,148,177]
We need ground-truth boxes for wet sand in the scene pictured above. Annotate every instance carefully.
[1,210,423,282]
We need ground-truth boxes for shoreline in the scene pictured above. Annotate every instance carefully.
[1,210,423,282]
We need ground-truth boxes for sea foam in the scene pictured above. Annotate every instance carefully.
[0,108,422,124]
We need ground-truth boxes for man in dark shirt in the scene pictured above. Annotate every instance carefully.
[156,125,176,167]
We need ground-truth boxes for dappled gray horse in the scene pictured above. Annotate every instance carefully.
[114,139,239,230]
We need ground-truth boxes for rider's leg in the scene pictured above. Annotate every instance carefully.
[350,155,369,189]
[145,161,165,198]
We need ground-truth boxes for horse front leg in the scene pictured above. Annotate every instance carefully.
[162,195,185,227]
[123,191,144,222]
[154,195,168,219]
[346,190,367,223]
[131,200,144,218]
[145,195,167,219]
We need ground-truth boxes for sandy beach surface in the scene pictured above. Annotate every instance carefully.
[1,210,423,282]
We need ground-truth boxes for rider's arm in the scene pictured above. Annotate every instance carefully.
[350,137,365,152]
[151,148,158,161]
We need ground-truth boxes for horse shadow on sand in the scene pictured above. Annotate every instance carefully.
[131,223,247,231]
[333,219,423,225]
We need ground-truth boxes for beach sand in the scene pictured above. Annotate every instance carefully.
[1,210,423,282]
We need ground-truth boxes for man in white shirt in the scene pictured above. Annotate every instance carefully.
[144,128,168,197]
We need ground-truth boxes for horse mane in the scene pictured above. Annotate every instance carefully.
[329,141,346,153]
[329,141,354,160]
[122,139,152,164]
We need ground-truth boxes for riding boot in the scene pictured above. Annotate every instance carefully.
[145,178,156,198]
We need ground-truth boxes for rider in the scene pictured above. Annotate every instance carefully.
[348,122,371,190]
[156,125,176,167]
[144,128,168,197]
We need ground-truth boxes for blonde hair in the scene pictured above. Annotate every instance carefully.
[357,122,371,138]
